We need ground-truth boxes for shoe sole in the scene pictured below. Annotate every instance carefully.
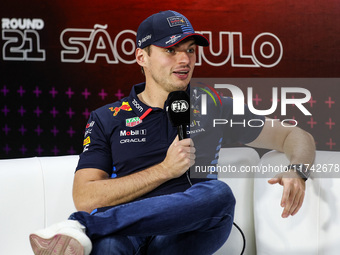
[30,233,84,255]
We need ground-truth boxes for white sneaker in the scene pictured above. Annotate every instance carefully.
[29,220,92,255]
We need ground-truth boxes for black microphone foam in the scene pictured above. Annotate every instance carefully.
[166,91,190,140]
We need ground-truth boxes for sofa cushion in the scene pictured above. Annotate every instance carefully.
[39,155,78,226]
[216,147,260,255]
[254,150,340,255]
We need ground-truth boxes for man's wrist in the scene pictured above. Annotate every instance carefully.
[286,164,310,181]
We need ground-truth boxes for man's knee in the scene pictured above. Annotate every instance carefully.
[190,180,236,217]
[210,180,236,214]
[201,180,235,205]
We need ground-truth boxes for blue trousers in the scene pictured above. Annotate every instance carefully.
[70,180,235,255]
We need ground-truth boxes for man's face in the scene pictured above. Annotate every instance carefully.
[144,38,196,92]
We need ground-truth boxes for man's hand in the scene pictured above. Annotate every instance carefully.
[247,119,314,218]
[268,171,306,218]
[160,136,196,179]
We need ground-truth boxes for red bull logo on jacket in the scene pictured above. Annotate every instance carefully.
[109,102,132,116]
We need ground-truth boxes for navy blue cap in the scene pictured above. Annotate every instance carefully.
[136,10,209,49]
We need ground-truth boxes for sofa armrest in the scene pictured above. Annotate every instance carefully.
[0,155,79,255]
[0,157,45,255]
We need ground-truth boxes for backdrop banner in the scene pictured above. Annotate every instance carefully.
[1,0,339,158]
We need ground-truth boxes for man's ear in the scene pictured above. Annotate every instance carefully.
[136,48,147,68]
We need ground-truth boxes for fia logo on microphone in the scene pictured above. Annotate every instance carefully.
[171,100,189,113]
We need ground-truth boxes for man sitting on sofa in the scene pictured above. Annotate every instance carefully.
[29,10,315,255]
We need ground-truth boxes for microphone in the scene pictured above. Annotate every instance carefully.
[166,91,190,140]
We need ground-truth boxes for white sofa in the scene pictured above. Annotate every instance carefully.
[1,148,339,255]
